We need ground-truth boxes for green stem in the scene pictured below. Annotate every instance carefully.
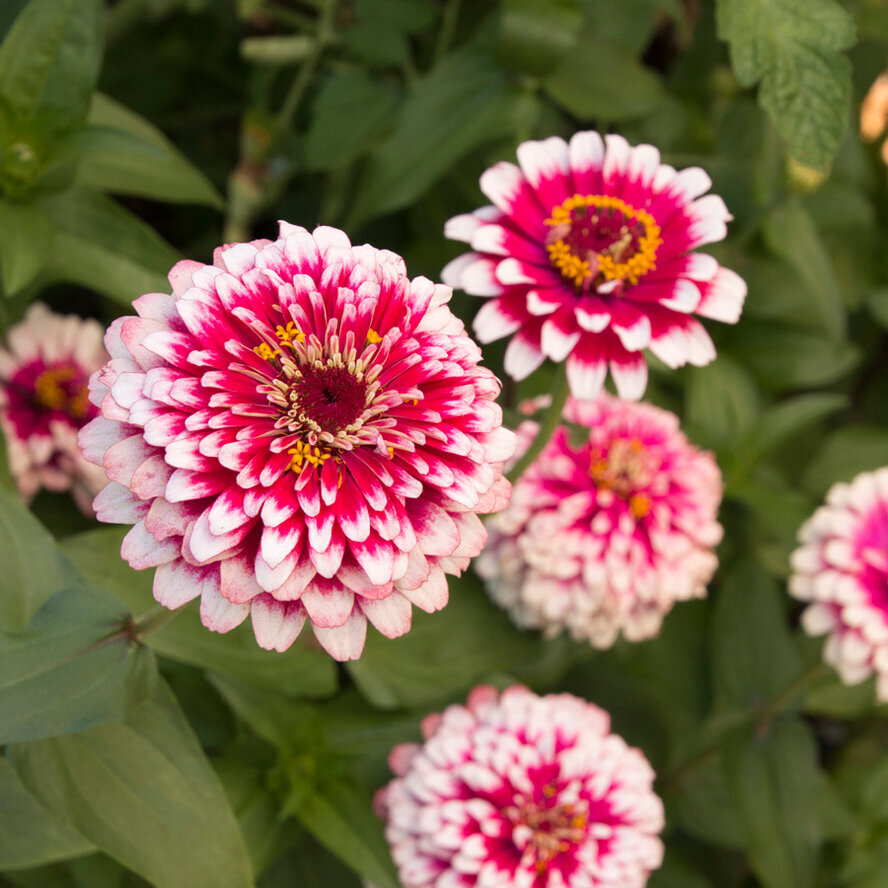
[131,604,183,639]
[506,364,570,485]
[434,0,462,63]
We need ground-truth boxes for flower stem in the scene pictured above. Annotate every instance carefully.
[130,604,183,640]
[506,364,570,485]
[434,0,462,63]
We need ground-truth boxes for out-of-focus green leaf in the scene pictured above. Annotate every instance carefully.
[0,198,52,294]
[261,834,362,888]
[761,199,847,336]
[801,425,888,495]
[9,681,255,888]
[348,48,539,226]
[648,854,713,888]
[543,36,663,120]
[283,770,398,888]
[804,673,879,719]
[724,719,822,888]
[0,0,102,130]
[498,0,582,76]
[0,756,93,869]
[711,559,803,710]
[240,35,314,65]
[38,187,177,303]
[52,93,224,207]
[342,0,437,67]
[817,771,861,840]
[578,0,662,50]
[304,71,400,171]
[673,754,746,849]
[715,0,855,170]
[0,579,156,744]
[62,528,338,699]
[684,355,760,446]
[0,488,66,631]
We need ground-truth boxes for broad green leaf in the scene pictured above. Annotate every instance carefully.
[578,0,663,51]
[711,559,803,710]
[262,834,362,888]
[9,681,255,888]
[54,92,224,207]
[0,579,156,743]
[761,198,847,336]
[543,37,663,121]
[283,770,398,888]
[0,198,52,294]
[684,355,760,447]
[498,0,583,76]
[715,0,856,170]
[648,855,713,888]
[801,425,888,496]
[343,0,437,67]
[305,71,400,171]
[673,754,745,849]
[724,719,822,888]
[0,487,66,631]
[0,756,93,869]
[0,0,102,130]
[62,528,337,698]
[804,673,879,719]
[38,187,178,304]
[348,48,539,226]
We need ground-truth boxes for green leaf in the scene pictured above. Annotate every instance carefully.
[0,0,101,130]
[673,754,746,849]
[684,355,761,447]
[498,0,583,76]
[38,187,178,304]
[723,719,822,888]
[0,487,66,631]
[0,756,93,869]
[801,425,888,496]
[543,37,663,121]
[283,770,398,888]
[0,579,156,743]
[9,680,255,888]
[304,71,400,171]
[715,0,856,170]
[52,93,224,207]
[761,198,847,337]
[0,198,52,294]
[711,559,803,711]
[348,48,539,226]
[62,528,337,698]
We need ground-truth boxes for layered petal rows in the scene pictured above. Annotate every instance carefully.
[477,395,723,648]
[790,468,888,700]
[0,303,107,513]
[443,131,746,401]
[80,223,514,660]
[377,685,664,888]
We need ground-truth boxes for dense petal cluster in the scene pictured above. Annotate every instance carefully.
[443,131,746,401]
[0,303,107,513]
[80,223,514,660]
[790,468,888,700]
[377,685,664,888]
[477,395,722,647]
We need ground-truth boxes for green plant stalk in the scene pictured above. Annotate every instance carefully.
[130,603,184,639]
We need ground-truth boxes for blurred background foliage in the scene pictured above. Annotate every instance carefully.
[1,0,888,887]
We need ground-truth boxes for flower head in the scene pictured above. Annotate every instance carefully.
[477,395,722,647]
[377,684,664,888]
[790,468,888,700]
[80,223,514,660]
[443,132,746,401]
[0,303,107,513]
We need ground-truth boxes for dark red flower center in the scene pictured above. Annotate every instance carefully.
[545,195,661,289]
[291,363,368,433]
[503,794,589,876]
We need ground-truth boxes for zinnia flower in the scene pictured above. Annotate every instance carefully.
[0,302,107,513]
[790,468,888,701]
[476,395,723,648]
[443,131,746,400]
[377,684,664,888]
[79,223,514,660]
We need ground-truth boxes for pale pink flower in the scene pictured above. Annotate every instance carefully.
[0,303,107,513]
[79,223,514,660]
[377,684,664,888]
[477,395,723,648]
[861,72,888,142]
[790,468,888,701]
[443,132,746,401]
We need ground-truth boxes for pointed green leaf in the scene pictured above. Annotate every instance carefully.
[0,198,52,294]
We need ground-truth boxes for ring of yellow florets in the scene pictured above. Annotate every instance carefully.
[33,365,89,420]
[589,436,653,519]
[545,194,662,288]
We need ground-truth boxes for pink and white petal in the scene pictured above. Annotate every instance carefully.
[473,298,522,345]
[121,520,179,569]
[301,582,355,628]
[503,330,546,381]
[609,354,649,401]
[250,594,306,652]
[200,580,251,633]
[695,267,747,323]
[566,337,608,401]
[443,207,500,243]
[351,535,396,586]
[479,161,546,238]
[515,136,571,211]
[398,566,449,613]
[153,559,216,609]
[220,554,264,604]
[312,611,367,661]
[568,130,605,195]
[93,481,146,524]
[359,592,412,639]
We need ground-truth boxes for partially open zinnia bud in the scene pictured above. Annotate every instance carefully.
[790,468,888,701]
[377,684,664,888]
[0,303,107,514]
[79,223,514,660]
[476,394,723,648]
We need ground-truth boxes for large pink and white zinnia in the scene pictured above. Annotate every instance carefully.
[0,303,107,514]
[790,468,888,701]
[79,223,514,660]
[443,131,746,401]
[476,395,723,648]
[377,684,664,888]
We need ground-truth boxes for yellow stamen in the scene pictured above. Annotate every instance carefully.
[367,328,382,344]
[287,440,333,474]
[253,342,281,361]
